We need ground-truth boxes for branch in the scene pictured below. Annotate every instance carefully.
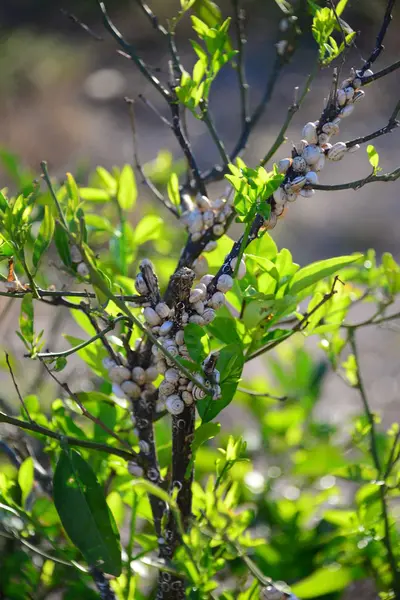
[60,9,103,41]
[96,1,171,102]
[237,386,288,401]
[313,166,400,191]
[0,411,137,462]
[5,353,32,422]
[346,98,400,149]
[0,288,147,303]
[361,58,400,85]
[232,0,249,127]
[359,0,396,75]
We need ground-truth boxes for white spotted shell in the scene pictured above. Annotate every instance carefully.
[302,144,321,165]
[292,156,307,173]
[166,394,185,415]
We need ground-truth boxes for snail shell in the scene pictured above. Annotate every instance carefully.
[103,357,116,370]
[318,133,330,146]
[353,90,365,103]
[145,367,158,382]
[209,291,225,309]
[121,380,141,399]
[70,245,82,263]
[143,307,161,326]
[193,300,205,315]
[198,195,212,210]
[230,257,247,280]
[260,585,285,600]
[77,262,89,277]
[305,171,318,186]
[322,121,340,136]
[139,440,150,455]
[159,380,177,397]
[344,86,355,101]
[314,153,326,172]
[301,122,318,144]
[213,224,224,236]
[165,368,179,384]
[363,68,373,77]
[212,385,222,400]
[135,273,148,295]
[192,385,207,401]
[109,365,131,384]
[264,212,278,229]
[348,143,360,153]
[289,175,307,192]
[339,104,355,118]
[159,320,174,336]
[302,144,321,165]
[166,394,185,415]
[192,232,202,242]
[193,256,209,278]
[200,274,214,286]
[175,330,185,346]
[337,88,347,107]
[204,241,217,252]
[131,366,146,385]
[128,462,144,477]
[202,210,215,228]
[188,211,204,233]
[273,187,286,207]
[189,314,205,326]
[182,391,194,405]
[202,308,216,324]
[277,158,292,174]
[327,141,347,161]
[156,360,167,375]
[155,302,170,319]
[300,188,315,198]
[292,156,307,173]
[216,274,234,293]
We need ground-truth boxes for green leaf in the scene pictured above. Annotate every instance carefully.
[167,173,181,213]
[80,188,111,203]
[53,449,121,576]
[186,422,220,476]
[367,144,380,172]
[184,323,209,363]
[197,344,244,422]
[291,565,361,598]
[19,293,34,345]
[65,173,80,210]
[132,215,163,246]
[288,254,361,295]
[32,206,55,269]
[117,165,137,211]
[54,222,72,268]
[18,457,34,506]
[96,166,117,195]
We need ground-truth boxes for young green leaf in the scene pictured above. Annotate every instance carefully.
[19,293,34,346]
[32,206,55,270]
[367,144,380,173]
[53,449,121,576]
[184,323,210,363]
[288,254,361,296]
[167,173,181,214]
[54,222,72,268]
[18,457,34,507]
[117,165,137,211]
[132,215,163,246]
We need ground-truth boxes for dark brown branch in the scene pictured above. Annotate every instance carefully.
[5,353,32,422]
[60,9,103,41]
[346,98,400,149]
[359,0,396,75]
[313,166,400,191]
[232,0,249,127]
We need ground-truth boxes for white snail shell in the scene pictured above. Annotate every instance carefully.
[156,360,167,375]
[339,104,355,118]
[353,90,365,103]
[198,195,212,210]
[121,380,141,399]
[179,345,191,359]
[70,245,82,263]
[182,391,194,405]
[337,88,347,106]
[301,122,318,144]
[109,365,131,384]
[322,121,339,136]
[145,367,158,382]
[292,156,307,173]
[318,133,330,146]
[209,291,226,309]
[155,302,170,319]
[363,68,373,77]
[166,394,185,415]
[128,462,144,477]
[264,212,277,229]
[163,341,179,357]
[135,273,148,295]
[327,141,347,161]
[212,197,225,210]
[277,158,292,174]
[165,368,179,384]
[213,224,224,236]
[230,257,246,280]
[189,314,205,326]
[289,175,307,192]
[202,210,215,228]
[216,274,234,293]
[139,440,150,454]
[302,144,321,165]
[204,241,217,252]
[273,187,286,207]
[202,308,216,324]
[348,143,360,153]
[192,385,207,401]
[344,86,355,101]
[300,188,315,198]
[159,320,174,336]
[305,171,318,186]
[285,190,298,203]
[314,153,326,172]
[143,307,161,326]
[77,262,89,277]
[159,380,177,397]
[175,330,185,346]
[200,274,214,286]
[193,256,209,278]
[192,232,202,242]
[103,357,116,370]
[193,300,205,315]
[132,366,146,385]
[188,211,204,233]
[212,385,222,400]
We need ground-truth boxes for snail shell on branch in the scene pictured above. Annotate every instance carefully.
[213,224,224,236]
[182,391,194,405]
[109,365,131,384]
[193,255,209,278]
[260,585,286,599]
[327,141,347,161]
[145,367,158,382]
[305,171,318,186]
[159,380,177,397]
[204,241,217,252]
[166,394,185,415]
[202,308,216,324]
[301,122,318,144]
[128,462,144,477]
[288,175,307,192]
[155,302,170,319]
[192,385,207,401]
[277,158,292,174]
[135,273,148,295]
[209,291,225,309]
[189,314,205,325]
[175,330,185,345]
[143,307,161,326]
[132,366,146,385]
[230,257,246,280]
[159,320,174,336]
[300,188,315,198]
[200,274,214,286]
[339,104,354,118]
[165,368,179,384]
[337,88,347,106]
[121,380,141,398]
[302,144,321,166]
[216,274,234,293]
[139,440,150,455]
[292,156,307,173]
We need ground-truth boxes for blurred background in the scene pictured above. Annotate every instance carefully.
[0,0,399,434]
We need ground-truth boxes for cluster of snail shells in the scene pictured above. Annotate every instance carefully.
[180,193,234,244]
[70,244,89,278]
[104,356,158,404]
[270,67,370,227]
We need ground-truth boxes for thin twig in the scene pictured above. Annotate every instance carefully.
[237,386,288,401]
[313,166,400,191]
[60,9,103,41]
[346,98,400,149]
[359,0,396,75]
[0,411,137,462]
[5,353,32,422]
[232,0,249,127]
